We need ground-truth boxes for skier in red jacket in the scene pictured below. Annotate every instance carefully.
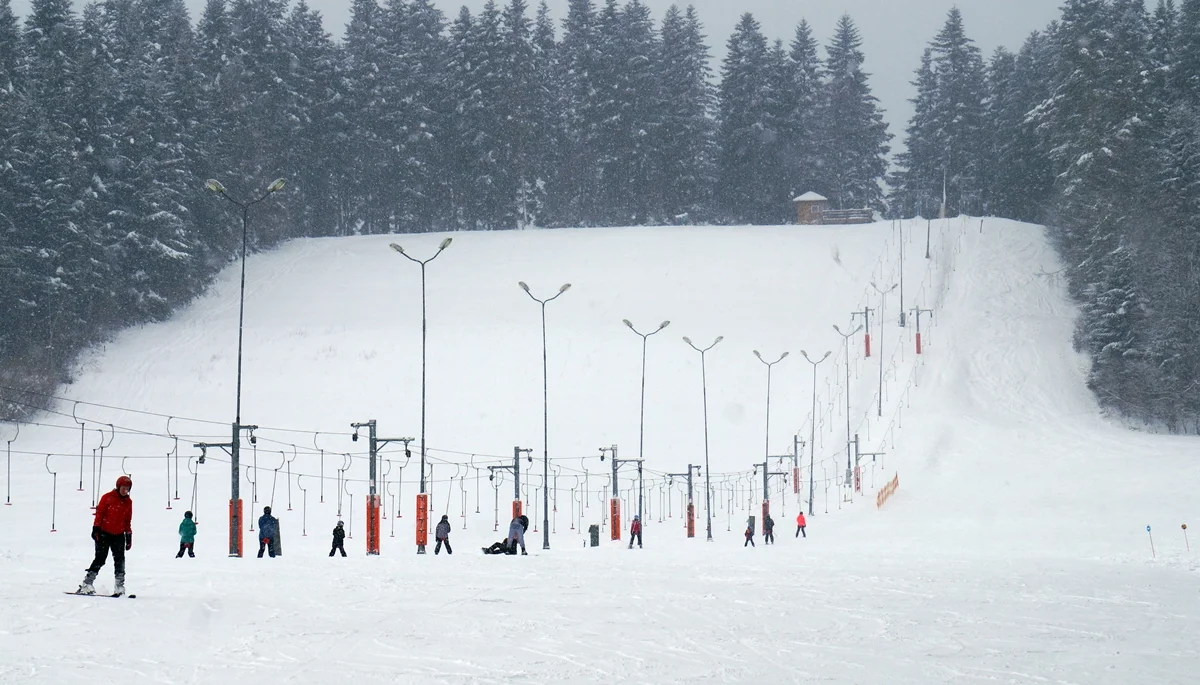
[627,515,642,549]
[795,512,807,539]
[76,475,133,595]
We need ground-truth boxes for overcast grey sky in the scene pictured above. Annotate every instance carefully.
[17,0,1063,147]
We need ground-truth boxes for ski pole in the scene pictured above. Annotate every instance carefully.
[1147,525,1155,558]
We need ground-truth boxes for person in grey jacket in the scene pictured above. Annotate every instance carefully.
[507,515,529,555]
[434,514,453,555]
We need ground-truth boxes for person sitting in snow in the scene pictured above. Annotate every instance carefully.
[176,511,196,558]
[258,506,279,558]
[329,520,346,557]
[484,515,529,555]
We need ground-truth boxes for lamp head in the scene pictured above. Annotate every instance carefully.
[658,320,670,331]
[519,281,530,293]
[753,350,763,360]
[780,351,790,360]
[558,283,571,294]
[389,243,405,255]
[204,179,226,193]
[267,178,286,193]
[682,336,692,345]
[489,473,494,482]
[714,336,724,344]
[439,237,453,250]
[623,319,633,329]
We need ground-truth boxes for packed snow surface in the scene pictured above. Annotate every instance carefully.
[1,217,1197,683]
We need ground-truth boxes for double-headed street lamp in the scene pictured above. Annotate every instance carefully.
[390,238,452,554]
[683,336,722,541]
[519,281,571,551]
[205,177,285,557]
[753,350,788,530]
[800,350,831,515]
[623,318,669,523]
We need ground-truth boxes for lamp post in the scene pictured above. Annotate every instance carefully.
[800,350,831,515]
[205,177,285,557]
[390,238,452,554]
[519,281,571,550]
[623,318,669,524]
[683,336,722,541]
[869,282,898,417]
[752,350,788,467]
[832,325,862,486]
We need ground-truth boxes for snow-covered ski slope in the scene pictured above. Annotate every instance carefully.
[1,217,1198,684]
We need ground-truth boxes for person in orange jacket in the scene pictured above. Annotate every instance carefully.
[795,511,807,538]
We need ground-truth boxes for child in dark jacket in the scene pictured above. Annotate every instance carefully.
[176,511,196,558]
[434,514,453,555]
[329,521,347,557]
[744,524,755,547]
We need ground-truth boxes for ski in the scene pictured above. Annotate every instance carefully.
[64,591,136,598]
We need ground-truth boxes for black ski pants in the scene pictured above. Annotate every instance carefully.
[87,532,125,578]
[258,537,276,558]
[435,538,452,555]
[764,530,774,544]
[176,542,195,557]
[744,536,755,547]
[795,525,806,538]
[329,540,346,557]
[628,531,642,548]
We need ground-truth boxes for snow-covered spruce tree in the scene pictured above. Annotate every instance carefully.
[1036,0,1158,418]
[593,0,660,226]
[340,0,391,234]
[219,0,292,244]
[715,13,778,224]
[499,0,551,229]
[549,0,603,227]
[890,48,938,218]
[281,1,344,237]
[893,8,986,218]
[988,31,1056,223]
[654,4,715,223]
[521,0,559,228]
[14,0,92,377]
[816,14,890,212]
[0,0,33,377]
[100,0,210,323]
[778,20,824,214]
[380,0,450,232]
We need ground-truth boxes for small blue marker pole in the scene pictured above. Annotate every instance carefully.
[1147,525,1155,558]
[1183,524,1189,552]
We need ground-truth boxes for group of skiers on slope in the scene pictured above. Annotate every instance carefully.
[74,476,811,594]
[744,512,807,547]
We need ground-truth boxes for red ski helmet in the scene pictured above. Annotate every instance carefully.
[116,475,133,491]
